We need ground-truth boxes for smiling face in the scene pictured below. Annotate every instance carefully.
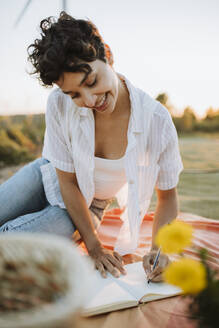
[55,60,121,115]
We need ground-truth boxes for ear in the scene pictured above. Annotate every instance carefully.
[104,43,114,66]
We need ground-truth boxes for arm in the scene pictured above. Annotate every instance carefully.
[142,105,183,281]
[55,168,126,278]
[143,187,179,282]
[151,187,179,250]
[56,168,100,250]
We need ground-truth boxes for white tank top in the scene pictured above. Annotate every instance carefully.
[94,156,127,200]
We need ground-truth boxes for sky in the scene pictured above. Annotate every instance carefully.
[1,0,219,118]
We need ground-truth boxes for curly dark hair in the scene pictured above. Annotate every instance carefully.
[27,12,111,87]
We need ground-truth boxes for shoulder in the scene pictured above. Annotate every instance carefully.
[46,88,78,120]
[133,84,172,127]
[125,76,170,122]
[47,88,65,107]
[153,100,172,127]
[134,86,177,148]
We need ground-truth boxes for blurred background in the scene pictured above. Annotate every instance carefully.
[0,0,219,219]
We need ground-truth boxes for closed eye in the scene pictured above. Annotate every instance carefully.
[71,76,97,99]
[87,76,97,87]
[71,93,79,99]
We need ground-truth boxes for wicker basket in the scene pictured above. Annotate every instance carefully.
[0,233,92,328]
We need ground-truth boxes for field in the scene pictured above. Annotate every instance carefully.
[149,133,219,220]
[0,133,219,220]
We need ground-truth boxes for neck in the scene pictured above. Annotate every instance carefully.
[113,74,131,117]
[94,73,131,120]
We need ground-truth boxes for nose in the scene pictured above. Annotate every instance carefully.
[82,93,97,108]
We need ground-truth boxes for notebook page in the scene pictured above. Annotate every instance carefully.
[83,269,137,314]
[112,262,181,301]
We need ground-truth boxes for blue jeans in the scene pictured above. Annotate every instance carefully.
[0,157,106,239]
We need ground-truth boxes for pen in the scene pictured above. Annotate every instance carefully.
[147,247,161,284]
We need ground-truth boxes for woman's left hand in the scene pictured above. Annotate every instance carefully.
[142,249,170,282]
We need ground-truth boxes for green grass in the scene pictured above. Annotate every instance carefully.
[179,133,219,170]
[177,172,219,220]
[149,133,219,220]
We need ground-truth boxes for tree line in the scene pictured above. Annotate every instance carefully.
[0,94,218,166]
[156,93,219,133]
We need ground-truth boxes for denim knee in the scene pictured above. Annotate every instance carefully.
[0,205,76,240]
[0,157,50,225]
[28,157,50,168]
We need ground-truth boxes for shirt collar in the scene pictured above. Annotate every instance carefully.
[79,107,89,116]
[121,74,143,134]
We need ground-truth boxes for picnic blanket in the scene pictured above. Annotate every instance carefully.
[74,211,219,328]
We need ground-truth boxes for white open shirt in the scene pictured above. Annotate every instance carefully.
[41,75,183,255]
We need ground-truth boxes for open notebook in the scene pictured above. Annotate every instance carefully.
[83,261,182,316]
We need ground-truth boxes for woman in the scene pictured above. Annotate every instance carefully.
[0,12,183,281]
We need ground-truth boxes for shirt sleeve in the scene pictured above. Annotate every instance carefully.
[42,91,75,173]
[156,110,183,190]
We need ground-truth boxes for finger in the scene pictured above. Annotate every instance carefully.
[95,261,107,278]
[113,252,124,265]
[143,255,155,273]
[148,251,157,265]
[157,255,170,268]
[109,257,126,275]
[145,252,169,272]
[147,257,167,277]
[108,254,127,275]
[143,255,150,271]
[150,256,170,278]
[150,273,163,282]
[102,257,121,278]
[147,266,163,280]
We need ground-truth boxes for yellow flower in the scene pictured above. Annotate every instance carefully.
[163,258,207,294]
[155,220,193,254]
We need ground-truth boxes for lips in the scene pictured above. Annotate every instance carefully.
[96,94,107,107]
[93,93,108,112]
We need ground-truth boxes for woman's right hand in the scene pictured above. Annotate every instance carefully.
[88,243,127,278]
